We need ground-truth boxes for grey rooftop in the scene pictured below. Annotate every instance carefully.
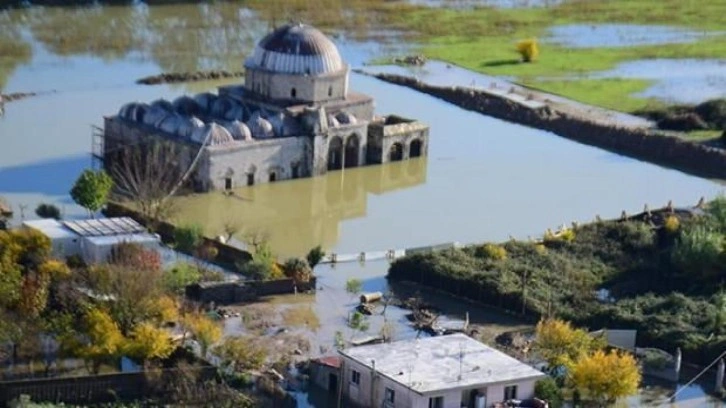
[339,333,545,394]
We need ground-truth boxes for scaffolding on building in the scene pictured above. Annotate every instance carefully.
[91,125,104,170]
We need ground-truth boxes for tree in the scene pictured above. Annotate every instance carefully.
[163,262,202,295]
[183,313,222,357]
[125,322,175,367]
[516,38,539,63]
[70,169,113,216]
[570,350,640,406]
[72,308,125,374]
[534,319,603,372]
[282,258,313,284]
[535,377,563,408]
[108,141,182,222]
[306,245,325,268]
[174,224,204,253]
[238,260,274,281]
[671,224,724,280]
[34,203,61,220]
[214,335,266,371]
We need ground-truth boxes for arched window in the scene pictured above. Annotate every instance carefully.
[291,88,297,98]
[328,86,333,97]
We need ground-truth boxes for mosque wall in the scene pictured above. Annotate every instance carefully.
[246,68,348,104]
[206,137,313,190]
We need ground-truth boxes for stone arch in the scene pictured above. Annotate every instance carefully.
[409,139,423,158]
[344,134,360,168]
[328,136,343,171]
[389,142,404,162]
[224,167,234,190]
[291,161,301,179]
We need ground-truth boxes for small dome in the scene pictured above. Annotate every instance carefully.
[190,123,234,146]
[224,121,253,141]
[118,102,149,122]
[246,23,344,76]
[194,92,218,112]
[150,99,174,111]
[173,96,201,116]
[178,116,205,139]
[265,112,285,135]
[327,113,339,128]
[158,113,183,135]
[143,106,169,127]
[335,111,357,125]
[247,115,274,139]
[224,104,245,121]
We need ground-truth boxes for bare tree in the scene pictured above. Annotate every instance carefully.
[108,141,183,223]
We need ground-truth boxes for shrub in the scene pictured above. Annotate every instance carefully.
[516,38,539,62]
[535,377,563,408]
[238,260,273,281]
[174,224,203,253]
[306,245,325,268]
[163,262,202,294]
[694,98,726,128]
[671,225,724,280]
[108,242,161,271]
[664,216,680,234]
[474,243,507,261]
[34,203,61,220]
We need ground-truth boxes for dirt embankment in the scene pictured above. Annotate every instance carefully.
[372,73,726,179]
[136,70,244,85]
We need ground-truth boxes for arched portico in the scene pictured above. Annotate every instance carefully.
[409,139,423,158]
[328,136,343,171]
[344,134,360,168]
[389,142,404,162]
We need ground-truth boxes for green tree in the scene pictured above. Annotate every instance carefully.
[671,225,724,280]
[70,169,113,217]
[535,377,563,408]
[34,203,61,220]
[306,245,325,268]
[174,224,203,253]
[163,262,202,294]
[124,322,175,367]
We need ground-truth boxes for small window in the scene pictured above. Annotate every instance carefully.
[224,177,232,190]
[504,385,518,400]
[351,369,360,385]
[428,396,444,408]
[291,88,297,98]
[385,388,395,405]
[247,173,254,186]
[328,86,333,97]
[269,172,277,182]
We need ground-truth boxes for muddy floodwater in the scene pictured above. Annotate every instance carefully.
[0,3,725,407]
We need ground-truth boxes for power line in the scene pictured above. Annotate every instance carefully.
[657,349,726,407]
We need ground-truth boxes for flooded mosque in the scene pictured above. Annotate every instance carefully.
[103,23,429,191]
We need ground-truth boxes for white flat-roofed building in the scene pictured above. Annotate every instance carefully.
[338,333,547,408]
[22,217,159,264]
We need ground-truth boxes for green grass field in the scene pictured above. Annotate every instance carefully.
[378,0,726,112]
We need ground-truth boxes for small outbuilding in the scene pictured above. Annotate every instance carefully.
[22,217,159,264]
[338,333,547,408]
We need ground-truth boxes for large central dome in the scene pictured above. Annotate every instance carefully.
[246,23,345,76]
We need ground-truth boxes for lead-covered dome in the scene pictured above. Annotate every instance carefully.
[246,23,344,75]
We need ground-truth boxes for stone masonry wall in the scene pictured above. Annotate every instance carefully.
[372,74,726,179]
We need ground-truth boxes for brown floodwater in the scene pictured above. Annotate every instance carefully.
[1,3,725,406]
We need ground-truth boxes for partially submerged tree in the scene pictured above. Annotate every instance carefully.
[306,245,325,269]
[70,169,113,217]
[283,258,313,284]
[183,313,222,358]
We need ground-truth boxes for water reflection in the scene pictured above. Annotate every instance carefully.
[171,158,428,258]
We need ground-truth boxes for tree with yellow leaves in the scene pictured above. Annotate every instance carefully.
[534,318,603,371]
[72,308,125,374]
[570,349,641,406]
[124,322,175,368]
[183,313,222,357]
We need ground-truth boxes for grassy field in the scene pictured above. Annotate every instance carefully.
[379,0,726,112]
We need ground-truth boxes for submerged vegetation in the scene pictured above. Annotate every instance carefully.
[389,198,726,365]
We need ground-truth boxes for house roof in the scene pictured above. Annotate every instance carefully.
[23,219,77,240]
[339,333,545,395]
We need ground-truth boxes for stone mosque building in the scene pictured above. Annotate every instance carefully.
[103,23,429,191]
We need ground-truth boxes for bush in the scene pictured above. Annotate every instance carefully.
[474,243,507,261]
[671,225,724,280]
[535,377,563,408]
[34,203,61,220]
[163,262,202,294]
[306,245,325,268]
[663,216,680,234]
[238,260,273,281]
[108,242,161,271]
[694,98,726,128]
[174,224,203,253]
[516,38,539,62]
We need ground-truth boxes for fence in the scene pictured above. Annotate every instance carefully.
[0,366,216,405]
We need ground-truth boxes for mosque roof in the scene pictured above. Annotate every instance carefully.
[245,23,345,76]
